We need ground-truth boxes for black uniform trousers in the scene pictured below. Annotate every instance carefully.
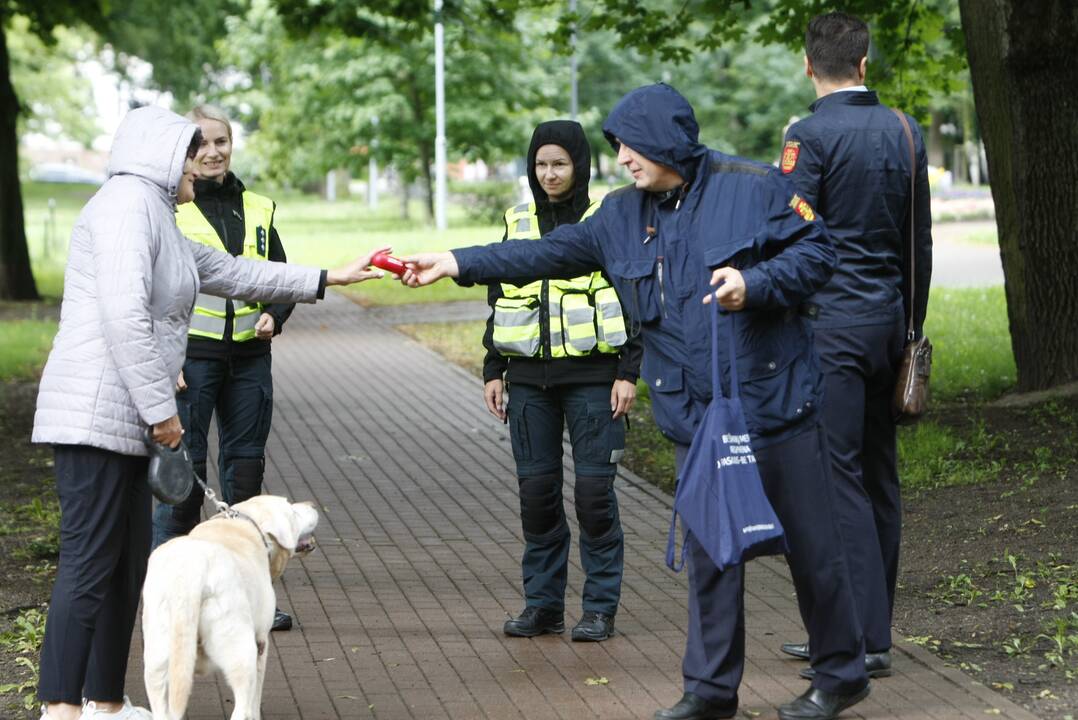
[677,423,867,701]
[814,317,906,653]
[38,445,151,705]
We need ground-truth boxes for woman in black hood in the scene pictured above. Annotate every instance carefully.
[481,120,642,642]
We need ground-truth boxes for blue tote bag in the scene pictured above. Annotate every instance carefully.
[666,301,788,572]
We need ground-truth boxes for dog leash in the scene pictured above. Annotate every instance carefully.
[194,475,273,552]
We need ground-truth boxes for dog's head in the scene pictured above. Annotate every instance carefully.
[231,496,319,579]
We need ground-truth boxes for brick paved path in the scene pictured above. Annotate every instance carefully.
[125,292,1037,720]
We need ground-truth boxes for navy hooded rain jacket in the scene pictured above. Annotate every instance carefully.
[454,85,837,448]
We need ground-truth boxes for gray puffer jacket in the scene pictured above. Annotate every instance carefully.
[33,105,321,456]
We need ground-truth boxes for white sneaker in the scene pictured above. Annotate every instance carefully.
[80,697,152,719]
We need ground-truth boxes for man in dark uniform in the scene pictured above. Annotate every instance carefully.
[778,12,933,678]
[402,84,870,720]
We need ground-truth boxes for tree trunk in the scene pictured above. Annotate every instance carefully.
[0,27,39,300]
[959,0,1078,391]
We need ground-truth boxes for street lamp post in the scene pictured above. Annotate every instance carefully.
[434,0,448,231]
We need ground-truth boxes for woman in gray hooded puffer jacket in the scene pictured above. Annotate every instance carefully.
[32,105,386,720]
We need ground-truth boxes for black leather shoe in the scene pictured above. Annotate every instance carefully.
[571,611,615,641]
[271,608,293,632]
[798,651,893,680]
[778,685,870,720]
[654,692,737,720]
[503,606,564,637]
[781,641,810,660]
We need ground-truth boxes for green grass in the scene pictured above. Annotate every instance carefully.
[924,286,1015,401]
[395,321,487,377]
[958,229,999,246]
[0,319,57,381]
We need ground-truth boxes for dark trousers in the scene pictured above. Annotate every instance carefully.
[38,445,151,704]
[153,354,274,548]
[677,424,867,701]
[815,319,905,653]
[506,382,625,615]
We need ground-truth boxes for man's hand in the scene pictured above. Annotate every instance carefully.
[175,370,187,393]
[152,414,184,448]
[611,379,637,420]
[399,252,459,287]
[483,379,507,422]
[326,246,392,286]
[255,313,275,340]
[703,266,747,311]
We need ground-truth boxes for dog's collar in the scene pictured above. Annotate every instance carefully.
[213,508,273,554]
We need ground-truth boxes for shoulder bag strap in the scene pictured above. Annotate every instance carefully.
[890,107,917,341]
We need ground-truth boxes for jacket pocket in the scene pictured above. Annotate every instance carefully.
[493,296,541,357]
[608,258,661,324]
[703,237,757,270]
[738,353,818,437]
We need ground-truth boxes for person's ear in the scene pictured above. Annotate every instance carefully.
[804,55,813,79]
[858,56,867,83]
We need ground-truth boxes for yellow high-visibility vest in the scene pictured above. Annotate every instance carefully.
[492,200,628,359]
[177,192,275,342]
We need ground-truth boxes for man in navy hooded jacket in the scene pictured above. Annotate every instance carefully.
[402,84,869,720]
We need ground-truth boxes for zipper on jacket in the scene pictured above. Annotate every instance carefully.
[540,278,551,360]
[657,255,667,318]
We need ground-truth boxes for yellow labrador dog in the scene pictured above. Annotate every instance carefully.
[141,496,318,720]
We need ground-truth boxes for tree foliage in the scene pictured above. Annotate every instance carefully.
[8,17,98,145]
[553,0,966,119]
[218,0,558,215]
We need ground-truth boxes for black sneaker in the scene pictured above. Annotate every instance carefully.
[271,608,293,632]
[571,611,615,642]
[503,606,565,637]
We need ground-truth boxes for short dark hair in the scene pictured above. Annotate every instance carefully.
[805,12,869,82]
[186,129,203,160]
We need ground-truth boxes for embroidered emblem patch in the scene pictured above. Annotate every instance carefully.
[789,194,817,222]
[781,141,801,174]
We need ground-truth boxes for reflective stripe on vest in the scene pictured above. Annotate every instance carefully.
[176,191,275,342]
[492,200,628,359]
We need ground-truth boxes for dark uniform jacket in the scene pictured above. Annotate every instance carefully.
[482,120,643,387]
[782,90,932,334]
[185,172,295,361]
[455,84,836,447]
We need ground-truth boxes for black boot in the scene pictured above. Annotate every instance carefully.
[503,607,564,637]
[778,685,870,720]
[654,693,737,720]
[272,608,293,631]
[571,612,615,642]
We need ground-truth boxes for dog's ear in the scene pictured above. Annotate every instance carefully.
[261,508,300,554]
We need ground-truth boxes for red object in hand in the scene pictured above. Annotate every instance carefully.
[370,252,407,275]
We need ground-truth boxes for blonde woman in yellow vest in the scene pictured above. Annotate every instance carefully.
[151,105,295,630]
[485,121,643,642]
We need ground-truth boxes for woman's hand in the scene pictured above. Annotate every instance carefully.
[326,246,392,286]
[399,252,459,287]
[255,313,275,339]
[152,414,184,448]
[483,379,507,422]
[611,379,637,420]
[175,371,187,393]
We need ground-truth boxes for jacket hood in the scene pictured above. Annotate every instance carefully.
[527,120,591,221]
[602,84,707,183]
[107,105,198,199]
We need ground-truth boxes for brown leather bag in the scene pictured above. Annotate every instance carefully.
[891,108,932,425]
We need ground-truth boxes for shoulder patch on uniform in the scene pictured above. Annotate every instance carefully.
[788,193,816,222]
[780,141,800,174]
